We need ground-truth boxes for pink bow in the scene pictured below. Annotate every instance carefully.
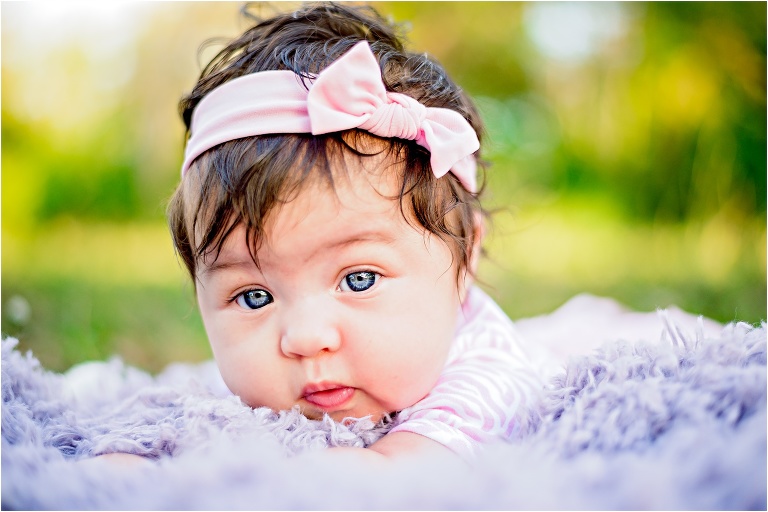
[308,42,479,191]
[183,41,479,192]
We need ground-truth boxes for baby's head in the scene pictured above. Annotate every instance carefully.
[168,3,487,422]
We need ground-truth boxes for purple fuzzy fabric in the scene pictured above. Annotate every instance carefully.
[2,320,765,509]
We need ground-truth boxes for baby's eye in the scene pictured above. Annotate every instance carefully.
[339,271,379,293]
[235,289,273,310]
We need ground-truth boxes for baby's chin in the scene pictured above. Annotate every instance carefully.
[301,406,393,425]
[240,395,396,424]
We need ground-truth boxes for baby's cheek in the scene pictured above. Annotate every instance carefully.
[204,315,277,396]
[382,335,453,410]
[215,356,251,396]
[409,317,457,394]
[210,342,272,406]
[219,361,290,411]
[392,357,448,411]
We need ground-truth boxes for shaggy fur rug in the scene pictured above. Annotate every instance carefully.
[2,304,766,510]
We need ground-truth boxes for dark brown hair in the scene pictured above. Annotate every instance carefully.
[168,2,487,282]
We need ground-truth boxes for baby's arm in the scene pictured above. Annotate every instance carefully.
[330,430,459,465]
[366,431,453,459]
[79,452,154,468]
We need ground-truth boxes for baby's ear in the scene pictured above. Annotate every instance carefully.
[460,211,485,302]
[468,211,485,278]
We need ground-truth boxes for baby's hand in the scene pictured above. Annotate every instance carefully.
[366,431,455,460]
[320,431,461,468]
[79,453,154,469]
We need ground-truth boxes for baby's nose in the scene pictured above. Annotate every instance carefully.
[279,297,341,358]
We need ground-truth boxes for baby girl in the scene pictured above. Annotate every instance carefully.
[167,2,546,462]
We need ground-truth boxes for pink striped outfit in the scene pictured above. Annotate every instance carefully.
[389,286,546,461]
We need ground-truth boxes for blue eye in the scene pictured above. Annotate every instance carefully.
[235,289,273,310]
[340,271,379,292]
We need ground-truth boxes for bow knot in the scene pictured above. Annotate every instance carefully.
[359,93,426,141]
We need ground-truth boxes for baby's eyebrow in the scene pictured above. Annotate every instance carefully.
[304,230,398,262]
[199,259,255,279]
[329,231,397,248]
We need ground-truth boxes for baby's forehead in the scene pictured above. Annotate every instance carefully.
[276,162,406,222]
[196,154,413,261]
[198,175,425,275]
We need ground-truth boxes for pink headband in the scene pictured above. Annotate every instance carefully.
[181,41,480,192]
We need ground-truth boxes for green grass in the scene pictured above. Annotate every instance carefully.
[479,200,766,324]
[2,277,210,374]
[2,221,211,373]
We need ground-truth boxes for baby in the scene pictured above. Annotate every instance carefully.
[167,2,545,462]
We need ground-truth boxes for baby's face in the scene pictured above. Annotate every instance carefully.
[195,162,465,423]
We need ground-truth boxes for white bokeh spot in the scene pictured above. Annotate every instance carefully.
[524,3,628,62]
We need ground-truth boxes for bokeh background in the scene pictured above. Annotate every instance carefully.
[3,2,766,373]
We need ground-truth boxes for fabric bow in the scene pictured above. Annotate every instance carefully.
[183,41,479,192]
[308,42,479,192]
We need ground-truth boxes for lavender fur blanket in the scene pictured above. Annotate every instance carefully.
[2,313,766,509]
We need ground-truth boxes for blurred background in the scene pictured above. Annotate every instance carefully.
[2,2,765,373]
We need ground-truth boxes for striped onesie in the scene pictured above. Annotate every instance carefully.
[389,286,546,461]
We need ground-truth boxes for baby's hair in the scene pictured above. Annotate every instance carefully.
[168,2,487,283]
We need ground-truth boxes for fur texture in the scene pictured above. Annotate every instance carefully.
[2,319,765,509]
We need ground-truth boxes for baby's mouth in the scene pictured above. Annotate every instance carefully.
[302,384,355,410]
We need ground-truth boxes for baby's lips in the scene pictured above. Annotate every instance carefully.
[302,385,355,410]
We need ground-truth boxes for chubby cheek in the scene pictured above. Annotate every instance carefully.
[197,305,290,410]
[212,339,293,410]
[218,358,285,409]
[354,290,460,411]
[380,346,450,412]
